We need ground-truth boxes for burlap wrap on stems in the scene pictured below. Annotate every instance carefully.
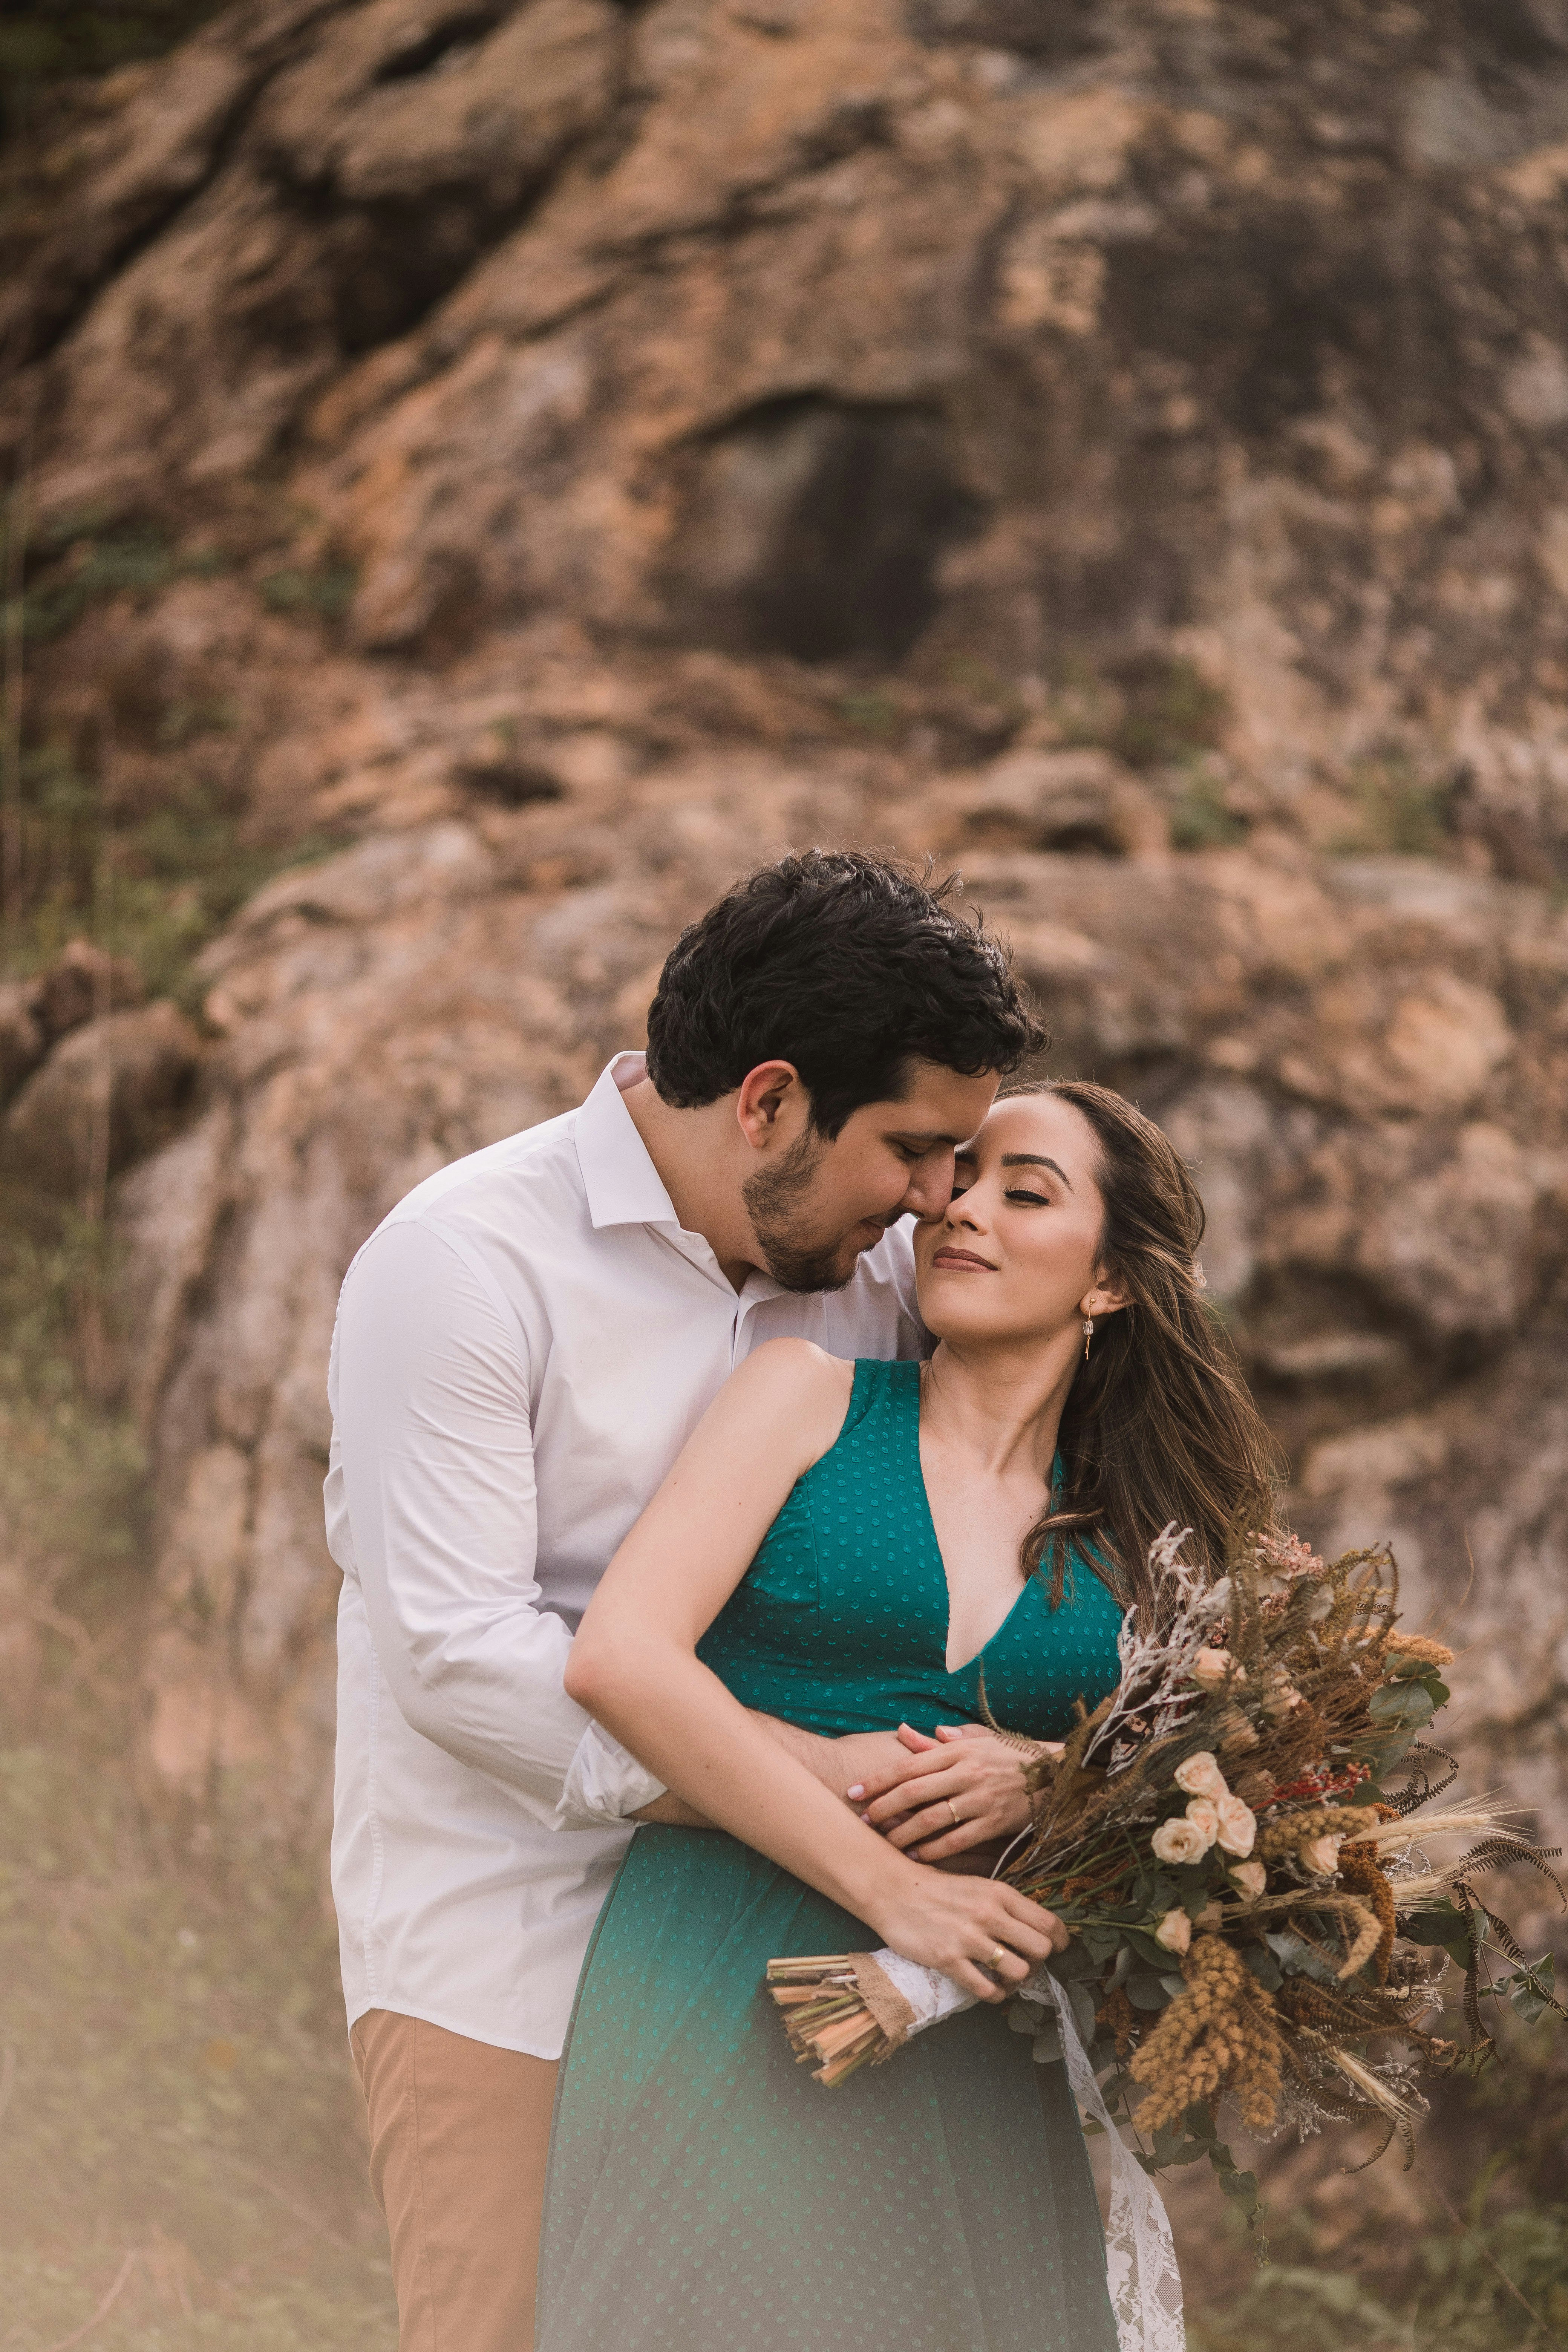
[846,1953,918,2051]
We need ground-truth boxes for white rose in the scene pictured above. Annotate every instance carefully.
[1174,1751,1229,1800]
[1215,1795,1257,1858]
[1183,1796,1220,1850]
[1228,1859,1267,1899]
[1300,1834,1341,1874]
[1151,1816,1209,1866]
[1154,1907,1193,1955]
[1189,1649,1245,1690]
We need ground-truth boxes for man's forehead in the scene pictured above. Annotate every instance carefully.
[889,1060,998,1107]
[882,1119,971,1145]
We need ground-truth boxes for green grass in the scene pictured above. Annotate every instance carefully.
[15,524,230,646]
[1,740,346,1008]
[258,565,358,625]
[1190,2198,1568,2350]
[1168,759,1248,850]
[1332,750,1456,858]
[1107,655,1230,773]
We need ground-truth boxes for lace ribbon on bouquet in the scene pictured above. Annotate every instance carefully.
[861,1951,1185,2352]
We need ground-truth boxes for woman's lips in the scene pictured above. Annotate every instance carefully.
[930,1248,996,1271]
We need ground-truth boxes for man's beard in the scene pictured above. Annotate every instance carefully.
[743,1129,884,1294]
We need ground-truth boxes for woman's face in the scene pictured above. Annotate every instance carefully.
[912,1092,1121,1349]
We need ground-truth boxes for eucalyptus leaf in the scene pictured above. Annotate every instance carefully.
[1506,1954,1557,2025]
[1401,1906,1473,1957]
[1265,1929,1338,1984]
[1368,1682,1436,1730]
[1068,1981,1099,2046]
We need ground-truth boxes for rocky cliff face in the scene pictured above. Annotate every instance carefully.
[5,0,1568,1893]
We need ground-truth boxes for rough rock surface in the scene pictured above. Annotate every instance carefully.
[5,1000,202,1194]
[6,0,1568,1912]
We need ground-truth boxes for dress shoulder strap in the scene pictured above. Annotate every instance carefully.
[834,1355,917,1444]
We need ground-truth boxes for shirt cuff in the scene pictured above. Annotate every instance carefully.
[554,1719,667,1830]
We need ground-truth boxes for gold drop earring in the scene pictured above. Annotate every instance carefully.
[1082,1313,1095,1360]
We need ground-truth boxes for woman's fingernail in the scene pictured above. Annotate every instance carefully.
[847,1784,864,1800]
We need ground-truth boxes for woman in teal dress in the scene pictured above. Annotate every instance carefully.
[544,1083,1280,2352]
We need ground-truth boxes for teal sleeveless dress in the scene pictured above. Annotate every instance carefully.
[537,1360,1125,2352]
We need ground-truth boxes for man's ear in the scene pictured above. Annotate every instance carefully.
[735,1061,802,1151]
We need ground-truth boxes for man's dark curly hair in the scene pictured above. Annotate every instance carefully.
[644,850,1046,1137]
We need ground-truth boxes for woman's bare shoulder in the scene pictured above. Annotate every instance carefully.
[738,1335,854,1388]
[708,1340,856,1467]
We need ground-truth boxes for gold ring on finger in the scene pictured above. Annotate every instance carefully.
[987,1945,1008,1972]
[947,1799,961,1827]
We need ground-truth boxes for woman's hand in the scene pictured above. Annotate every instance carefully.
[868,1862,1068,2002]
[849,1722,1064,1861]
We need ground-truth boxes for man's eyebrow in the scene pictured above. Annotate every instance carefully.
[1000,1152,1073,1190]
[887,1126,968,1146]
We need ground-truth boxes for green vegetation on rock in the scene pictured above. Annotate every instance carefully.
[0,4,230,143]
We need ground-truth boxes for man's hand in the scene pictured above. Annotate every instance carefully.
[851,1722,1063,1862]
[753,1717,923,1803]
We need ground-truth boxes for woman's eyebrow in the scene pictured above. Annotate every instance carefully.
[1000,1152,1073,1190]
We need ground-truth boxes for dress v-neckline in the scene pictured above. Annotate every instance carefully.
[904,1365,1038,1679]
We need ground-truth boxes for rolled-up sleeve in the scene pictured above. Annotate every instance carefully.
[556,1718,666,1829]
[332,1216,595,1825]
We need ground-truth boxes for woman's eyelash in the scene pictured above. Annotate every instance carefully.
[1004,1187,1049,1205]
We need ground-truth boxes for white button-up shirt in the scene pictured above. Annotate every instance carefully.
[326,1052,923,2058]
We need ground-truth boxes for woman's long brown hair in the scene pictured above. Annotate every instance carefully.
[1014,1080,1283,1628]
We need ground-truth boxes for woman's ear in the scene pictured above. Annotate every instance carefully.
[1082,1272,1132,1320]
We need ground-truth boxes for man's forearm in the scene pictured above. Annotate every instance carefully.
[628,1718,908,1828]
[753,1717,911,1800]
[630,1789,715,1827]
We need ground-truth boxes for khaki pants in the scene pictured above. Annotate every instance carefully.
[351,2009,559,2352]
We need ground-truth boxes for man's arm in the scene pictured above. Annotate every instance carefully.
[627,1718,916,1828]
[332,1217,648,1826]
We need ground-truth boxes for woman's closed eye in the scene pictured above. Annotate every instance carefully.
[1003,1186,1050,1207]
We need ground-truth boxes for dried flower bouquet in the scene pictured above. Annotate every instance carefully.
[767,1528,1565,2235]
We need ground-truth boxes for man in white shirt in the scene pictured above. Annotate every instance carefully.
[326,850,1044,2351]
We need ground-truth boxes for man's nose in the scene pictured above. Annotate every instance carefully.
[901,1158,956,1219]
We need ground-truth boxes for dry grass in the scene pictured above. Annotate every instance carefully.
[0,1185,394,2350]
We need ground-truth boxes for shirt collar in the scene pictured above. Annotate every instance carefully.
[573,1056,792,1307]
[574,1056,801,1315]
[574,1053,683,1230]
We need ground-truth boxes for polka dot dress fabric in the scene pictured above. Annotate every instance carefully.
[537,1360,1125,2352]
